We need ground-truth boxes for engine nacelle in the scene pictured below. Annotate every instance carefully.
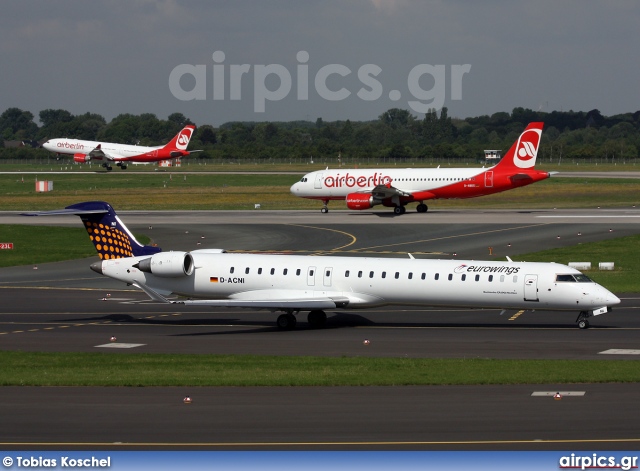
[136,252,194,277]
[346,193,378,210]
[74,153,90,163]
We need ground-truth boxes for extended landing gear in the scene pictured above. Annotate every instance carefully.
[416,203,428,213]
[277,313,297,330]
[393,205,406,215]
[321,200,329,214]
[307,309,327,328]
[102,163,113,171]
[116,162,128,170]
[276,310,328,330]
[576,311,590,329]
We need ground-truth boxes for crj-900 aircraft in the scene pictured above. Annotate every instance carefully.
[291,122,550,215]
[25,201,619,330]
[42,125,200,171]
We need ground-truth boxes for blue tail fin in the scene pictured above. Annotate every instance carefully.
[23,201,161,259]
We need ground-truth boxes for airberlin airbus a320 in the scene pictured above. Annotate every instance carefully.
[291,122,551,215]
[43,125,200,171]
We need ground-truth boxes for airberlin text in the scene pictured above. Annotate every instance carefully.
[56,141,85,151]
[219,277,245,284]
[324,172,392,188]
[13,456,111,467]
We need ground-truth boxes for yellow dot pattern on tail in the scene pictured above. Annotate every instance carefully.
[85,221,134,259]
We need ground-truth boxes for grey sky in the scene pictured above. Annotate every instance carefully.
[1,0,638,126]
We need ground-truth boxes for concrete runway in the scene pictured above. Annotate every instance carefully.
[1,208,639,450]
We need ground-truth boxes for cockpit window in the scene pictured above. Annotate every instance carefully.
[555,274,575,282]
[574,274,593,282]
[556,274,593,283]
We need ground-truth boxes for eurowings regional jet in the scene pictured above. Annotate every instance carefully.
[24,201,619,330]
[42,125,200,171]
[290,122,551,215]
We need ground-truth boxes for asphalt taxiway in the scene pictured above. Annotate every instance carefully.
[1,208,639,450]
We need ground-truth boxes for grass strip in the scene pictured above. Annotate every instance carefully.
[0,351,638,387]
[0,226,151,268]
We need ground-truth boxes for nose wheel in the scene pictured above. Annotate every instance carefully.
[576,311,590,329]
[321,200,329,214]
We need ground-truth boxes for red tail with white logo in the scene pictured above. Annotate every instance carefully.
[494,122,543,171]
[162,125,196,157]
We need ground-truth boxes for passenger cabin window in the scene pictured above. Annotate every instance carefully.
[258,268,262,275]
[435,273,439,280]
[382,271,386,278]
[512,276,518,283]
[345,270,350,277]
[488,275,493,282]
[500,275,505,282]
[448,274,453,281]
[395,272,399,279]
[283,268,288,275]
[230,267,234,274]
[461,274,466,281]
[408,272,413,280]
[296,269,301,276]
[358,271,363,278]
[369,271,374,278]
[475,275,480,281]
[270,268,275,275]
[421,273,426,280]
[327,270,331,277]
[245,267,250,274]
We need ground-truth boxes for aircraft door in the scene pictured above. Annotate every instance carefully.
[484,171,494,188]
[307,266,316,286]
[524,274,538,301]
[314,173,323,189]
[323,267,333,287]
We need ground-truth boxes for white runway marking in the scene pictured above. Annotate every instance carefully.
[95,343,146,349]
[531,391,586,396]
[599,349,640,355]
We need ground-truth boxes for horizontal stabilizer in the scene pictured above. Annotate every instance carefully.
[22,208,108,217]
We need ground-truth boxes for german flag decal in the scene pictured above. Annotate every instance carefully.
[210,277,219,283]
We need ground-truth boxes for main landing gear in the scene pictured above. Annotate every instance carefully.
[576,311,590,329]
[276,310,327,330]
[102,163,113,171]
[393,203,428,215]
[116,162,128,170]
[320,200,329,214]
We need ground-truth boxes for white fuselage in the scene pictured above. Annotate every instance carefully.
[100,252,619,313]
[42,139,161,161]
[290,167,491,199]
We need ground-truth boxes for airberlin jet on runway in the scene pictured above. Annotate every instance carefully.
[24,201,619,330]
[290,122,550,215]
[42,125,200,171]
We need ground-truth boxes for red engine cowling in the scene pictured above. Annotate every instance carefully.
[74,153,90,163]
[346,193,377,210]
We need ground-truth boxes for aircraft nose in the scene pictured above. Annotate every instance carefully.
[90,261,103,275]
[607,291,621,306]
[290,182,299,194]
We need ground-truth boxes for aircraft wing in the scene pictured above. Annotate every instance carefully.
[132,281,350,309]
[370,184,412,199]
[88,144,119,161]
